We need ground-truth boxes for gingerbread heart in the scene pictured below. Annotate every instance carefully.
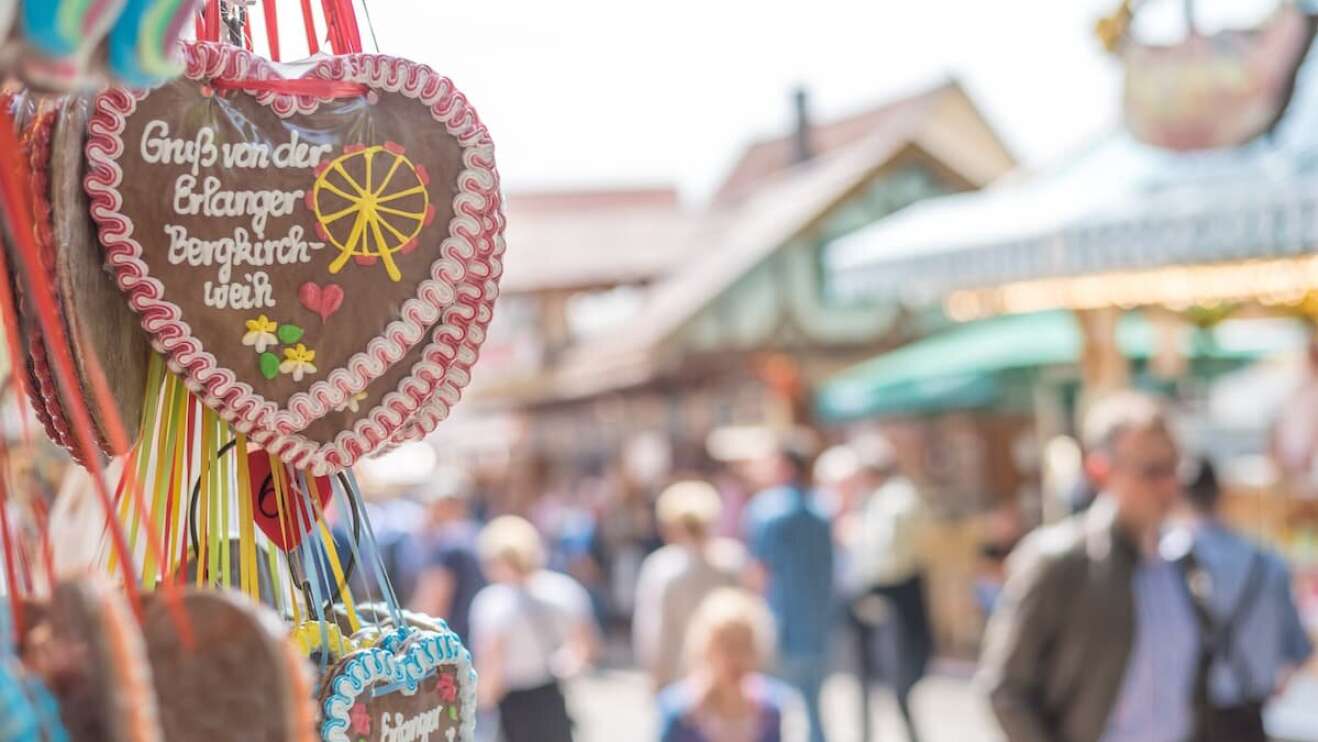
[86,43,504,474]
[318,626,475,742]
[140,589,315,742]
[34,579,163,742]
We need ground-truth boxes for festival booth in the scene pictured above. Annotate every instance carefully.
[817,0,1318,689]
[0,2,503,740]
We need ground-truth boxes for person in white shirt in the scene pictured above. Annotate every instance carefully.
[831,436,931,742]
[470,516,597,742]
[634,481,747,691]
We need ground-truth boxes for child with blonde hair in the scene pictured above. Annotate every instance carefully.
[658,589,794,742]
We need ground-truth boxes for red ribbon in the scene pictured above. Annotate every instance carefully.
[334,0,364,53]
[203,0,220,43]
[0,109,192,646]
[241,3,254,51]
[210,76,368,98]
[261,0,281,61]
[319,0,344,55]
[299,0,320,55]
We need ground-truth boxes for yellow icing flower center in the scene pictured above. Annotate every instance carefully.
[284,344,316,364]
[246,314,278,334]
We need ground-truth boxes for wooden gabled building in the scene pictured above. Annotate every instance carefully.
[440,79,1016,492]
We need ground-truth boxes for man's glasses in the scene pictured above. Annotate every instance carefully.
[1123,459,1179,482]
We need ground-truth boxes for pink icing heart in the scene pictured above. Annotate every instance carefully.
[298,281,321,314]
[319,284,344,321]
[299,282,344,322]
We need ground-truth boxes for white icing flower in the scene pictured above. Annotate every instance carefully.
[243,314,279,353]
[280,344,318,382]
[341,391,368,413]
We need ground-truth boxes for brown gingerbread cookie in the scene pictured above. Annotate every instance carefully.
[2,93,82,461]
[140,588,315,742]
[25,579,163,742]
[332,602,447,638]
[5,234,67,453]
[22,99,94,461]
[51,93,150,455]
[317,625,474,742]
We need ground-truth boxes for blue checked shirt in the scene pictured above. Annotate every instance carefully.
[1186,521,1314,705]
[1099,551,1200,742]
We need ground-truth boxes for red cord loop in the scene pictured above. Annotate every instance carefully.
[210,77,368,98]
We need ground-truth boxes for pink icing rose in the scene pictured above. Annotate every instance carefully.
[437,673,459,704]
[349,702,371,735]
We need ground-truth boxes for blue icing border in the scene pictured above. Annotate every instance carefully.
[320,626,477,742]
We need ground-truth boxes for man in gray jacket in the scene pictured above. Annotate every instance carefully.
[978,391,1200,742]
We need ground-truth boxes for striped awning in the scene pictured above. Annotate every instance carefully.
[829,176,1318,307]
[827,26,1318,308]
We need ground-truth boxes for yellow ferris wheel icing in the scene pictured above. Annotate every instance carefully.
[310,142,435,283]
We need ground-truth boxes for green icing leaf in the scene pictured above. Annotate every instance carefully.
[277,324,304,344]
[259,352,280,380]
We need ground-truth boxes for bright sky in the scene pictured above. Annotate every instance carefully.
[263,0,1280,201]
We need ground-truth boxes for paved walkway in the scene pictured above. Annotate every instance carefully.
[566,666,1318,741]
[568,668,998,742]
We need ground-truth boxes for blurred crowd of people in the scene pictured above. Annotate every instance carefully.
[353,390,1315,742]
[355,427,940,742]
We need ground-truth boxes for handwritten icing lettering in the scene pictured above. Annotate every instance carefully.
[272,133,334,169]
[204,272,275,310]
[140,120,336,312]
[172,174,302,238]
[140,120,218,177]
[165,224,321,282]
[379,708,443,742]
[140,121,332,175]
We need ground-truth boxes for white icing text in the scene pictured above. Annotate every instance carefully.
[378,707,449,742]
[139,120,333,176]
[138,120,332,310]
[172,175,302,238]
[165,224,321,309]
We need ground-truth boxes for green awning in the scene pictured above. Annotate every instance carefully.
[816,311,1304,421]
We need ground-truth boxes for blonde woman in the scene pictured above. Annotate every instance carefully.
[470,516,597,742]
[634,481,746,691]
[657,589,794,742]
